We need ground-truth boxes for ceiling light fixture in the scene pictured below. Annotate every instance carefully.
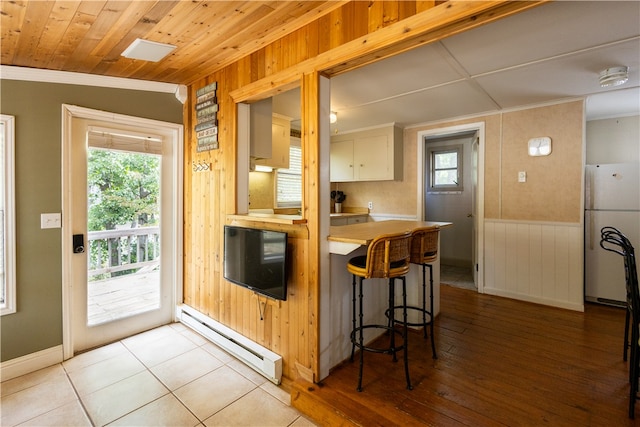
[122,38,176,62]
[599,66,629,87]
[329,111,337,124]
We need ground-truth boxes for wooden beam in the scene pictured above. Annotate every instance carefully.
[228,1,547,100]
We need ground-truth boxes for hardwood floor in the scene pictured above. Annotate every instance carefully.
[292,284,634,426]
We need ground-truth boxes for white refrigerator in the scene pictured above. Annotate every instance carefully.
[585,163,640,305]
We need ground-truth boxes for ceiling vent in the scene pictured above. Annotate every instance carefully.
[121,38,176,62]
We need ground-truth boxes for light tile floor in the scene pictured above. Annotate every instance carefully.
[1,323,317,427]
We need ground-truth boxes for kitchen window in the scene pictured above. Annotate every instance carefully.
[428,145,463,192]
[1,115,16,315]
[276,142,301,208]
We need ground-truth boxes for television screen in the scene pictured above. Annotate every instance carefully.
[223,225,288,301]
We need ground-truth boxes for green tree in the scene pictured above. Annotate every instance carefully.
[87,149,160,278]
[88,149,160,231]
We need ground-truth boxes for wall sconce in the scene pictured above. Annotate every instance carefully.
[329,111,337,124]
[528,137,552,156]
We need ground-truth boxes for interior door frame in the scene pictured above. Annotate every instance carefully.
[416,122,485,293]
[61,104,184,359]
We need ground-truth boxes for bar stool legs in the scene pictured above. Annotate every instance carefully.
[347,231,413,392]
[350,275,412,392]
[422,262,437,359]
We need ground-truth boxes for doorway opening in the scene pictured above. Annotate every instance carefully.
[417,123,484,292]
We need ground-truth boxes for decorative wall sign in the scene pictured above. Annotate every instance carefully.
[195,81,219,152]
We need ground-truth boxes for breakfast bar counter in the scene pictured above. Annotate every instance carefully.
[328,220,452,254]
[321,219,453,378]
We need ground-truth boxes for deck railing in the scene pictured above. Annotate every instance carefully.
[87,227,160,280]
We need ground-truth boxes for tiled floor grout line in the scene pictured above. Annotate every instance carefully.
[2,324,313,427]
[105,328,286,427]
[61,365,97,427]
[116,341,204,426]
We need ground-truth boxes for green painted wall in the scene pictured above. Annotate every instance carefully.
[0,79,183,362]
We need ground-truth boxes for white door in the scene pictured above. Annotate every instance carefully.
[62,106,182,355]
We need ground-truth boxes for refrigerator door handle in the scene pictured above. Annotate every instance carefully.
[587,168,594,210]
[587,210,595,250]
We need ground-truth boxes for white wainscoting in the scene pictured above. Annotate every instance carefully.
[484,220,584,312]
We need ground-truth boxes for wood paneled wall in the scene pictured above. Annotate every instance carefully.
[182,1,545,381]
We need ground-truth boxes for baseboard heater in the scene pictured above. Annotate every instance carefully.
[176,304,282,384]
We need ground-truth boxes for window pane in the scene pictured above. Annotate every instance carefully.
[434,152,457,169]
[434,170,458,186]
[428,144,463,192]
[276,145,302,206]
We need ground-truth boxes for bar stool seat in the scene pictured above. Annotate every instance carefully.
[347,230,413,392]
[387,226,439,359]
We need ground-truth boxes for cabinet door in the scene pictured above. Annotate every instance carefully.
[347,215,368,224]
[258,116,290,169]
[330,217,349,226]
[330,139,354,182]
[354,134,391,181]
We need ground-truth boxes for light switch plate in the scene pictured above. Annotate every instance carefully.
[41,213,62,229]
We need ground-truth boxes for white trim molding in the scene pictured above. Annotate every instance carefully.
[0,346,63,382]
[1,114,16,315]
[0,65,178,94]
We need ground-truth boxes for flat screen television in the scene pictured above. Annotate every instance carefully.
[223,225,288,301]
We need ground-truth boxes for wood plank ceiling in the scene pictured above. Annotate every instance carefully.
[0,0,347,85]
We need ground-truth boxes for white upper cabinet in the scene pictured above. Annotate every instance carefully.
[249,97,291,169]
[258,114,290,169]
[330,124,403,182]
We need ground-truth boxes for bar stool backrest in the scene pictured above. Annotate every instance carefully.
[410,226,440,265]
[363,231,412,279]
[600,227,639,313]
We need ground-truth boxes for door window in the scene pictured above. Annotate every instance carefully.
[428,145,463,192]
[86,141,161,325]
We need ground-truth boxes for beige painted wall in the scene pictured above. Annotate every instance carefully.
[342,101,584,223]
[500,102,583,222]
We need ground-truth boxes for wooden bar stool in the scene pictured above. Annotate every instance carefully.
[347,230,413,392]
[388,226,439,359]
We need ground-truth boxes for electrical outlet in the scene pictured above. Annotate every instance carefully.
[518,171,527,183]
[368,201,373,210]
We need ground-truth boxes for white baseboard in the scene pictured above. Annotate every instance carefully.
[483,287,584,312]
[0,346,64,382]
